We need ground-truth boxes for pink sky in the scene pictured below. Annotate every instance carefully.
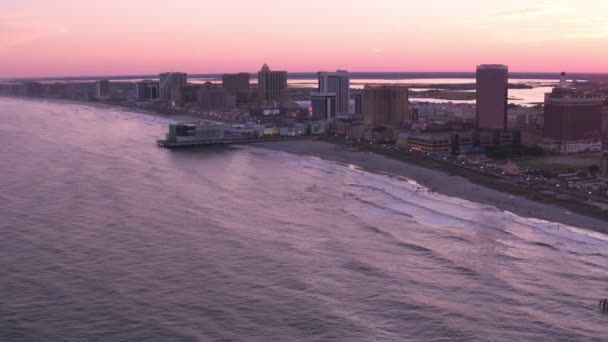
[1,0,607,77]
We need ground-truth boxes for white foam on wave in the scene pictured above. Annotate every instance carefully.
[252,147,608,249]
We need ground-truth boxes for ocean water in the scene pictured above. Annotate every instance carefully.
[1,97,607,342]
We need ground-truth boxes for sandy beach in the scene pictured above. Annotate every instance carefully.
[254,139,608,234]
[5,96,605,234]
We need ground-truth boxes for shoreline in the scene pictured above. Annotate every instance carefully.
[254,139,608,234]
[4,96,606,234]
[0,95,197,123]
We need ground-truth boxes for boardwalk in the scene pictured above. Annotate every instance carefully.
[156,136,309,149]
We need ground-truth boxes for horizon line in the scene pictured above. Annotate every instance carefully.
[4,70,608,81]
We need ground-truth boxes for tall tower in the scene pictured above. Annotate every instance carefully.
[362,85,409,128]
[159,72,187,101]
[257,64,288,107]
[476,64,508,130]
[317,70,350,114]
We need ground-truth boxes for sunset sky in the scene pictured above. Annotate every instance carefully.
[1,0,607,77]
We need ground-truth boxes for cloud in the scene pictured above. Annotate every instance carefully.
[478,4,607,43]
[492,4,575,20]
[0,12,68,50]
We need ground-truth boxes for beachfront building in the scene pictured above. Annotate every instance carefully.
[257,64,288,107]
[476,64,508,130]
[318,70,350,115]
[397,131,473,154]
[362,85,410,128]
[222,73,250,106]
[159,72,187,101]
[135,80,160,100]
[172,84,202,106]
[310,92,337,121]
[401,133,452,153]
[197,82,233,109]
[541,73,603,154]
[95,80,110,99]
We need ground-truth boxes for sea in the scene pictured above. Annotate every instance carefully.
[1,97,607,341]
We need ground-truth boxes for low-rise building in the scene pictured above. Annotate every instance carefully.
[600,152,608,179]
[398,132,451,153]
[409,133,451,153]
[451,132,474,154]
[167,123,264,142]
[348,125,394,142]
[474,129,519,147]
[539,139,602,154]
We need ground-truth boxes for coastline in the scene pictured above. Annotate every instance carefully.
[254,139,608,234]
[4,96,606,234]
[0,96,197,123]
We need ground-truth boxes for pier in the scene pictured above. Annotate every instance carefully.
[156,136,309,149]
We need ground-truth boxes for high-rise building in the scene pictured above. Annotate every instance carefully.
[352,92,362,116]
[135,80,160,100]
[362,85,409,127]
[541,73,603,154]
[543,80,603,142]
[222,73,250,106]
[159,72,187,101]
[172,84,203,106]
[476,64,508,130]
[311,92,337,121]
[198,82,231,109]
[318,70,349,114]
[95,80,110,99]
[257,64,287,106]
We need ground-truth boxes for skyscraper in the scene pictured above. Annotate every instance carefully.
[311,92,337,121]
[317,70,350,114]
[362,85,409,127]
[222,73,250,105]
[257,64,287,106]
[159,72,187,101]
[95,80,110,99]
[476,64,508,130]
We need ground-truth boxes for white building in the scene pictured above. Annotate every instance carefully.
[159,72,187,101]
[318,70,350,114]
[539,139,602,154]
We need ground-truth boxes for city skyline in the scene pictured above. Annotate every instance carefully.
[1,0,608,78]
